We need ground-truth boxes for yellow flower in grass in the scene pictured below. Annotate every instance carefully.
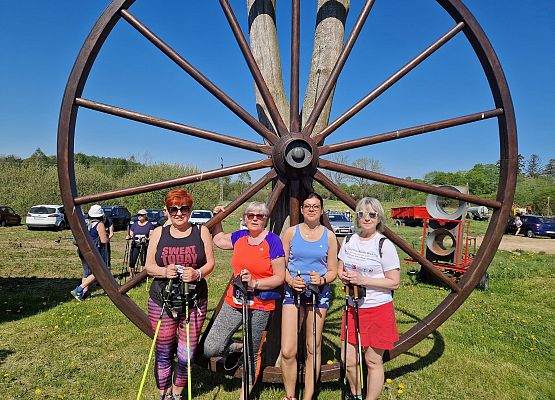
[386,378,392,383]
[34,389,42,394]
[397,389,404,394]
[398,383,405,389]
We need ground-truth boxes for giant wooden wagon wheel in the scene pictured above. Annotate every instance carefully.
[58,0,516,383]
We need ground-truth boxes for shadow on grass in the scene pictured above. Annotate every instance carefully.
[385,309,445,379]
[0,277,82,323]
[0,349,15,366]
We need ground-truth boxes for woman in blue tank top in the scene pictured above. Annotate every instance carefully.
[280,192,338,400]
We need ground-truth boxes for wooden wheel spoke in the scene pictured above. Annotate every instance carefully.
[319,108,504,155]
[266,177,287,215]
[119,9,276,144]
[74,158,273,205]
[289,180,301,226]
[75,98,271,155]
[319,159,501,209]
[290,0,301,132]
[204,169,277,230]
[314,170,460,292]
[315,22,465,144]
[302,0,376,137]
[219,0,288,136]
[118,270,147,294]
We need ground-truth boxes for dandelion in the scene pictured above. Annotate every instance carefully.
[386,378,393,383]
[34,389,42,394]
[326,360,333,365]
[398,383,405,389]
[397,389,404,394]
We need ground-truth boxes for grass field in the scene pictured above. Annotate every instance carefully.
[1,223,554,400]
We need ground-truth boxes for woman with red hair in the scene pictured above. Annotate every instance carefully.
[145,189,215,400]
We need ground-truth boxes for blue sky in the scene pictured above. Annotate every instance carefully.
[1,1,553,181]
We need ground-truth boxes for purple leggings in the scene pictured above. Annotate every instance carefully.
[148,297,207,390]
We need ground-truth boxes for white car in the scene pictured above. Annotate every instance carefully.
[188,210,213,226]
[26,204,67,230]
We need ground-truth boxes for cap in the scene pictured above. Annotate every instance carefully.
[137,209,148,215]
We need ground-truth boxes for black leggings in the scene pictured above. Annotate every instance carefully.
[129,242,147,268]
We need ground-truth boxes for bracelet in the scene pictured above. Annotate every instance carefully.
[321,276,327,285]
[196,269,202,281]
[253,279,259,290]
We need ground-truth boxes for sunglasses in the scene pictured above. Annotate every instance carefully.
[356,211,378,219]
[168,205,191,216]
[246,213,266,221]
[302,204,321,210]
[137,214,147,217]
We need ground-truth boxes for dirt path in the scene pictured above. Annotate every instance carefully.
[476,234,555,254]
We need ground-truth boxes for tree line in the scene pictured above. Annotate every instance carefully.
[1,149,553,216]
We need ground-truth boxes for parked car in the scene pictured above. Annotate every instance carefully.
[189,209,213,226]
[466,206,490,221]
[26,205,67,230]
[0,206,22,227]
[101,205,131,231]
[505,215,555,238]
[327,212,355,236]
[129,209,166,229]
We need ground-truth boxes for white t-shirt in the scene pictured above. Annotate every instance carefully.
[338,232,400,308]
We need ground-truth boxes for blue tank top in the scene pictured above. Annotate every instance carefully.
[288,225,328,283]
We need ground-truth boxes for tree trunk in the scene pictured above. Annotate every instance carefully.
[302,0,350,136]
[247,1,349,367]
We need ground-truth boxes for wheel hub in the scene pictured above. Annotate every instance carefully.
[272,133,318,179]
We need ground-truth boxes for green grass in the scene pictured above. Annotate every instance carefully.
[0,225,554,399]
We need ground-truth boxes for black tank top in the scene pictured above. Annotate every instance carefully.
[150,224,208,306]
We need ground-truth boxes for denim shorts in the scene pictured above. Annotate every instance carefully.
[79,251,92,278]
[283,283,330,309]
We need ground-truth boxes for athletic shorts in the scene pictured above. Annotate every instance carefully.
[341,301,399,350]
[283,283,330,309]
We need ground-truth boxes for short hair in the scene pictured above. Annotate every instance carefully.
[355,197,386,233]
[243,201,270,227]
[165,189,193,209]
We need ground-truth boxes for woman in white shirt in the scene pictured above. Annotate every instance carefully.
[339,197,400,400]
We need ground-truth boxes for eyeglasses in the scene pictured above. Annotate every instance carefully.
[168,205,191,216]
[302,204,321,210]
[356,211,378,219]
[246,213,266,220]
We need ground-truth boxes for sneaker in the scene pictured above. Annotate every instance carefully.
[223,349,243,371]
[82,291,91,300]
[70,287,83,302]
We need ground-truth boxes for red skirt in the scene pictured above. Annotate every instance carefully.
[341,301,399,350]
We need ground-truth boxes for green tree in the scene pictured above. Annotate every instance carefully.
[526,154,542,178]
[542,159,555,181]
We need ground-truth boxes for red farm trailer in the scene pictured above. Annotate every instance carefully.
[391,206,430,227]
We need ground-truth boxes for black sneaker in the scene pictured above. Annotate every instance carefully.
[223,349,243,371]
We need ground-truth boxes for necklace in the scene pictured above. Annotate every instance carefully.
[303,223,320,238]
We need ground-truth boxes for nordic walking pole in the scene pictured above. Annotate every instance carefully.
[307,280,320,396]
[353,285,365,394]
[184,282,192,400]
[136,279,172,400]
[341,285,350,399]
[295,271,303,399]
[234,274,250,400]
